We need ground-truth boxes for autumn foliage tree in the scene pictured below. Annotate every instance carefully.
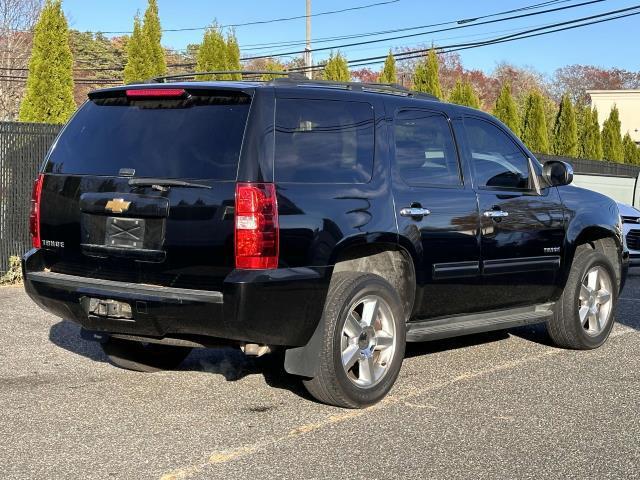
[521,91,550,154]
[19,0,75,123]
[493,83,520,135]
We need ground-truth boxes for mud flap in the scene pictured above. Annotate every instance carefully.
[283,317,325,378]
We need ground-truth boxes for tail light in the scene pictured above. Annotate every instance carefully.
[125,88,186,98]
[29,174,44,248]
[235,182,279,269]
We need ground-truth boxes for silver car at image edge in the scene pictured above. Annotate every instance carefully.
[618,201,640,266]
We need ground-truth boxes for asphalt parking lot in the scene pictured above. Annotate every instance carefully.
[1,276,639,480]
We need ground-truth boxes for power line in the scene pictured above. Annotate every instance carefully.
[337,8,640,69]
[236,0,573,52]
[91,0,401,35]
[3,2,636,85]
[1,0,596,74]
[239,0,606,60]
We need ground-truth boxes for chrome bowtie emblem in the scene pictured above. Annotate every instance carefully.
[105,198,131,214]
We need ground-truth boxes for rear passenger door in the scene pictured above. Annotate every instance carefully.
[460,116,565,310]
[391,108,482,319]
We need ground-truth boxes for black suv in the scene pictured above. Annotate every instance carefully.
[23,75,628,408]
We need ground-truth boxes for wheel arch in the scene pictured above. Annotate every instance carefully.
[563,224,623,291]
[331,242,416,321]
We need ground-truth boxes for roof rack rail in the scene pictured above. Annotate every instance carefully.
[271,77,439,101]
[153,70,307,83]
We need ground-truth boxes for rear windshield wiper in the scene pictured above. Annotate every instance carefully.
[128,178,212,190]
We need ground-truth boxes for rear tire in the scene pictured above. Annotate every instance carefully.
[547,244,617,349]
[101,338,192,372]
[303,272,406,408]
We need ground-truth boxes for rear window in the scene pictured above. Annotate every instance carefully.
[274,98,375,183]
[45,92,251,180]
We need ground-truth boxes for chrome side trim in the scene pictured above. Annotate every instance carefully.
[482,256,561,275]
[433,261,480,280]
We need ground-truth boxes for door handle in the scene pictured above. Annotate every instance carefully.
[400,207,431,218]
[483,210,509,218]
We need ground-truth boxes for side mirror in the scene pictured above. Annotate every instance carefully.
[542,160,573,186]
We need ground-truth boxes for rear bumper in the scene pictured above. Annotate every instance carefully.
[23,249,330,347]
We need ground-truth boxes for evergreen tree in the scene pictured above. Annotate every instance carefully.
[622,133,639,164]
[142,0,166,77]
[413,49,442,98]
[552,94,578,157]
[463,81,480,109]
[196,24,228,80]
[261,58,285,80]
[520,91,550,154]
[323,51,350,81]
[123,15,151,84]
[226,31,241,80]
[578,106,603,160]
[494,83,520,136]
[19,0,75,124]
[601,105,624,163]
[578,106,598,159]
[448,79,465,105]
[378,51,397,84]
[592,107,604,160]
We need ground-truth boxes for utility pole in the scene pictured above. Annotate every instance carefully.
[305,0,312,79]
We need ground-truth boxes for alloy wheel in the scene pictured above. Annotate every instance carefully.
[340,295,396,388]
[578,266,613,336]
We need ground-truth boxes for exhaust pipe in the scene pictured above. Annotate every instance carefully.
[241,343,272,357]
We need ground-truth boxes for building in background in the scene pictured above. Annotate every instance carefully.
[588,90,640,145]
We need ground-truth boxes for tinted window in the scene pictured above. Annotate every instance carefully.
[274,98,375,183]
[465,118,531,190]
[46,93,251,180]
[394,110,461,186]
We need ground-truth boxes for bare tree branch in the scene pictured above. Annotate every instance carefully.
[0,0,44,120]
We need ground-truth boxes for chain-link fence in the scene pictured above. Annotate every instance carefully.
[0,121,61,273]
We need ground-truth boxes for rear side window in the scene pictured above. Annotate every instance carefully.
[274,98,375,183]
[45,92,251,180]
[394,110,461,187]
[464,117,531,190]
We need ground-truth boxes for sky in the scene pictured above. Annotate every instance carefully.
[61,0,640,76]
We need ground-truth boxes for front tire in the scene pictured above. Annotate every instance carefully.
[547,245,617,349]
[101,338,192,372]
[303,272,406,408]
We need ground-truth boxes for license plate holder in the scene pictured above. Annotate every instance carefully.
[105,217,146,249]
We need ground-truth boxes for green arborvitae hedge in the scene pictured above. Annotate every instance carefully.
[323,51,350,81]
[378,51,397,84]
[493,83,520,136]
[413,49,442,98]
[602,105,624,163]
[552,94,578,157]
[19,0,75,124]
[521,91,550,154]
